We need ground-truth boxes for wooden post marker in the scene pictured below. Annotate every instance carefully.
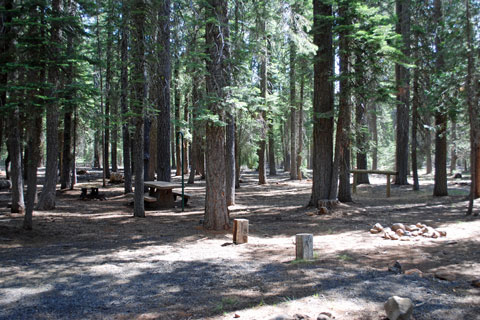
[296,233,313,260]
[233,219,249,244]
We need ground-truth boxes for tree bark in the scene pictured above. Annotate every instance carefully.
[466,0,479,215]
[156,0,171,182]
[60,108,72,189]
[411,31,420,191]
[296,62,305,180]
[203,0,230,230]
[268,122,276,175]
[368,104,378,170]
[225,101,235,205]
[433,0,448,196]
[132,0,146,217]
[24,2,47,230]
[9,109,24,214]
[121,0,132,193]
[334,1,352,202]
[395,0,411,185]
[257,15,267,185]
[174,63,181,176]
[37,0,60,209]
[450,121,457,175]
[310,0,335,205]
[289,15,297,180]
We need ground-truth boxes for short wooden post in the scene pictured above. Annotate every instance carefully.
[386,174,391,197]
[296,233,313,260]
[233,219,249,244]
[352,173,357,194]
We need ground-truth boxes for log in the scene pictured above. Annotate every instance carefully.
[233,219,249,244]
[296,233,313,260]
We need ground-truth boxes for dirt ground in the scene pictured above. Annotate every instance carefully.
[0,169,479,320]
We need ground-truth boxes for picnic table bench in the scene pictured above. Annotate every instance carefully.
[79,184,102,200]
[351,169,398,198]
[144,181,188,208]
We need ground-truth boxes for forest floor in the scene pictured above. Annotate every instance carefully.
[0,169,479,320]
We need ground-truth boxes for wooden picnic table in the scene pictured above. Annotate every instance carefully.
[351,169,398,198]
[144,181,182,208]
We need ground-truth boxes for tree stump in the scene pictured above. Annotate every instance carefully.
[233,219,249,244]
[296,233,313,260]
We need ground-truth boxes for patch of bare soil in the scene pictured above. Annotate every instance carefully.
[0,170,479,320]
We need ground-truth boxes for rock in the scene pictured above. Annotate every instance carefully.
[383,231,391,240]
[306,211,316,216]
[391,223,406,232]
[234,314,241,318]
[471,279,480,288]
[389,261,402,274]
[373,223,384,231]
[390,232,399,240]
[454,173,462,179]
[416,222,425,228]
[435,271,456,281]
[316,312,332,320]
[270,315,292,320]
[403,231,412,237]
[404,268,423,277]
[406,225,419,232]
[396,229,405,236]
[384,296,413,320]
[293,314,312,320]
[370,228,381,234]
[438,230,447,237]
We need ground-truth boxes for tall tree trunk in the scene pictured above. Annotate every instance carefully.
[104,0,113,179]
[183,99,189,174]
[310,0,335,206]
[368,104,378,170]
[70,107,77,189]
[204,0,230,230]
[37,0,60,209]
[296,63,305,180]
[289,15,297,180]
[395,0,411,185]
[188,73,201,185]
[96,1,106,187]
[334,1,352,202]
[143,116,151,182]
[24,3,46,230]
[156,0,171,182]
[132,0,146,217]
[174,63,181,176]
[61,110,72,189]
[411,32,420,191]
[94,130,101,168]
[425,114,433,174]
[433,0,448,196]
[9,109,24,214]
[225,105,235,205]
[268,122,276,175]
[466,0,479,215]
[121,0,132,193]
[283,121,291,172]
[257,16,267,185]
[450,121,457,175]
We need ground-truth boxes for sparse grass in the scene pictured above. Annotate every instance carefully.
[290,258,315,265]
[337,254,353,261]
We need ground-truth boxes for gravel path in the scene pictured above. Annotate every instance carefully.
[1,237,479,320]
